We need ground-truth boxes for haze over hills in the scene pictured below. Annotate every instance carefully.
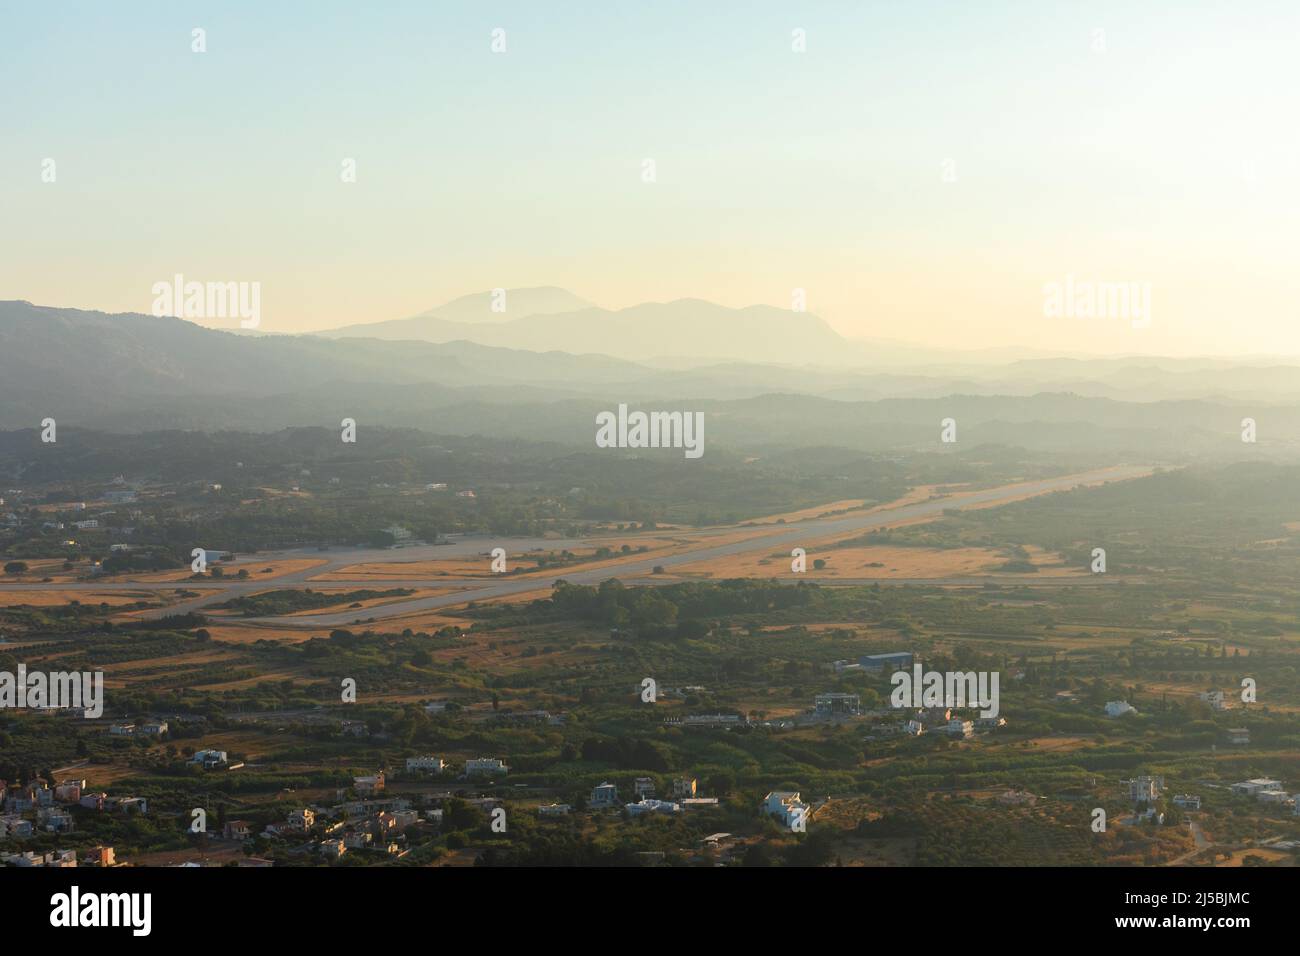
[6,298,1300,458]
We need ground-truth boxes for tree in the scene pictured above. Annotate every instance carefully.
[4,561,28,575]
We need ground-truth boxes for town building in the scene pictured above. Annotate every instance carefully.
[1231,778,1283,796]
[626,799,682,816]
[762,791,809,828]
[814,692,862,716]
[405,756,445,774]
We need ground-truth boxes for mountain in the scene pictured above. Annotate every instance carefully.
[321,293,855,366]
[413,286,595,324]
[0,300,648,429]
[10,299,1300,461]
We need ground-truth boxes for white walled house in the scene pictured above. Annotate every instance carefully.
[625,799,682,817]
[405,756,445,774]
[589,783,619,808]
[1128,775,1164,804]
[1231,778,1283,795]
[762,791,809,828]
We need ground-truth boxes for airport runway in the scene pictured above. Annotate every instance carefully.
[0,464,1152,629]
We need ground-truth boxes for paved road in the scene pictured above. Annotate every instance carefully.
[0,464,1151,628]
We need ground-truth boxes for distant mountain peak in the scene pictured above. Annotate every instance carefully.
[409,287,595,324]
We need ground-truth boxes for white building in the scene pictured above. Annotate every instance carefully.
[762,791,809,828]
[1172,794,1201,810]
[1231,778,1283,796]
[190,749,228,768]
[1128,774,1164,804]
[405,756,445,774]
[946,719,974,738]
[464,757,508,776]
[537,804,572,817]
[589,783,619,808]
[626,799,682,817]
[673,778,697,799]
[1199,690,1227,711]
[633,777,656,798]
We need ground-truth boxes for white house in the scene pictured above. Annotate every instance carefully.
[190,749,228,768]
[1172,794,1201,810]
[1231,778,1283,796]
[1128,774,1164,803]
[625,799,682,817]
[633,777,656,798]
[538,804,572,817]
[405,756,445,774]
[589,783,619,808]
[762,791,809,828]
[1199,690,1227,711]
[947,719,974,739]
[1104,700,1137,718]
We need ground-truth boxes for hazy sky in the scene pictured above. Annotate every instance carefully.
[3,1,1298,356]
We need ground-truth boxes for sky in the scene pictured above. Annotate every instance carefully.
[2,0,1298,356]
